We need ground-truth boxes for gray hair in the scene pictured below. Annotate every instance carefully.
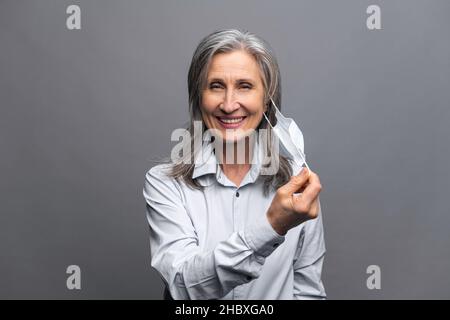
[168,29,292,195]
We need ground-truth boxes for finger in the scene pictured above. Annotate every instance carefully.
[298,172,322,205]
[306,196,321,219]
[280,167,310,195]
[292,184,321,215]
[296,178,311,194]
[292,190,315,211]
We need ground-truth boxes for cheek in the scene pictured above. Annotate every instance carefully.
[201,92,218,109]
[245,90,265,111]
[245,107,264,129]
[248,112,263,126]
[246,98,264,116]
[199,95,216,118]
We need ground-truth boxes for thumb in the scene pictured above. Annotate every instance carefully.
[280,167,310,195]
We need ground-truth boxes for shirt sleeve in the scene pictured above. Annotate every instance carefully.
[292,199,327,300]
[143,165,285,300]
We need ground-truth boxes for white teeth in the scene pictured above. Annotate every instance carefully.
[219,117,244,124]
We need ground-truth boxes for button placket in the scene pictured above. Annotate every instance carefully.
[232,188,238,232]
[233,188,242,232]
[233,187,244,300]
[232,187,238,301]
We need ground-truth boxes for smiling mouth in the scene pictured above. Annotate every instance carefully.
[216,116,247,124]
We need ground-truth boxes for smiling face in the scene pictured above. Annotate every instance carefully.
[200,50,266,142]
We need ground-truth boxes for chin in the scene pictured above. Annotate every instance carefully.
[221,127,256,143]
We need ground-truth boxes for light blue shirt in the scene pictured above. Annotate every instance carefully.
[143,135,326,300]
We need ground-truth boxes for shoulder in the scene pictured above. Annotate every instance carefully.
[145,162,173,180]
[144,163,181,194]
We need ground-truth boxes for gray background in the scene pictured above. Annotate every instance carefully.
[1,0,449,299]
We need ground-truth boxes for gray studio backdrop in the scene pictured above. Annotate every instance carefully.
[1,0,449,299]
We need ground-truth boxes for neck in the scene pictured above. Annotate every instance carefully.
[216,137,255,187]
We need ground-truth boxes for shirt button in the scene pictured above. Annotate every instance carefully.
[236,191,240,197]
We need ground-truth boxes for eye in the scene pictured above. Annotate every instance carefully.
[209,82,224,90]
[239,82,253,90]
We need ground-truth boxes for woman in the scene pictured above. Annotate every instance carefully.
[143,29,326,300]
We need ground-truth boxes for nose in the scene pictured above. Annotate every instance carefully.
[219,89,240,114]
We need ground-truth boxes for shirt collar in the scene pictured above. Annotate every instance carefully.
[192,131,264,187]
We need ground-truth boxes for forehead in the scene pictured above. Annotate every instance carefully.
[207,50,261,79]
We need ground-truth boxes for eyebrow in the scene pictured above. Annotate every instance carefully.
[208,77,255,83]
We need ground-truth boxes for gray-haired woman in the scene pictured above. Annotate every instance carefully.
[143,29,326,300]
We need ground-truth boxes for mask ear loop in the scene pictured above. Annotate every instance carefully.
[269,98,281,114]
[262,98,276,127]
[263,97,311,174]
[263,98,285,125]
[262,112,273,128]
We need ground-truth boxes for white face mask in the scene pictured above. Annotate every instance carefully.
[263,98,310,175]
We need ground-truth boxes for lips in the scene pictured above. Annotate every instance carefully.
[216,116,247,129]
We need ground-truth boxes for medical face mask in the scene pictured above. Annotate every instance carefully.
[263,98,310,175]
